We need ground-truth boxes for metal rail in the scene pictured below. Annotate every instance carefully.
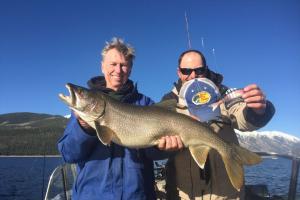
[44,165,64,200]
[44,163,76,200]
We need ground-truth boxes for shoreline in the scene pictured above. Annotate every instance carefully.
[0,155,61,157]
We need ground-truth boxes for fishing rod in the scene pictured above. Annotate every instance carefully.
[184,11,219,72]
[184,11,205,51]
[184,11,192,49]
[41,127,47,200]
[212,48,220,72]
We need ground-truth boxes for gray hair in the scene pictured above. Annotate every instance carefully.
[101,37,135,66]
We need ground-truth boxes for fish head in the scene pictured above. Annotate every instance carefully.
[59,83,106,121]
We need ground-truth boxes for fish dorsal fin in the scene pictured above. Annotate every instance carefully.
[189,145,211,169]
[153,99,177,111]
[94,122,115,146]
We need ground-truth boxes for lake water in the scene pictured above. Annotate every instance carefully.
[0,156,299,200]
[245,156,300,197]
[0,156,63,200]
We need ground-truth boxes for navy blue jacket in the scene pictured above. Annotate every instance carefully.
[58,77,167,200]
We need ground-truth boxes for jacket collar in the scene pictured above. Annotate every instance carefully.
[87,76,139,102]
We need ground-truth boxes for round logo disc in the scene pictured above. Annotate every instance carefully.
[179,78,221,122]
[192,91,211,105]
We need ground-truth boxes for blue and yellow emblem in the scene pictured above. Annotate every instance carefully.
[192,91,211,105]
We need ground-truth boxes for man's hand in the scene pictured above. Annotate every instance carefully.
[74,112,95,134]
[157,136,184,151]
[242,84,267,115]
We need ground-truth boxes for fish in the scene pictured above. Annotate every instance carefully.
[59,83,262,191]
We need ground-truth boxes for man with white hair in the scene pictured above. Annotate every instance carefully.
[58,38,182,200]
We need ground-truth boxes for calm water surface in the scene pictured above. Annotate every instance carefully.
[0,157,62,200]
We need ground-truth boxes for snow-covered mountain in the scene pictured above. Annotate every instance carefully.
[64,114,71,118]
[236,130,300,157]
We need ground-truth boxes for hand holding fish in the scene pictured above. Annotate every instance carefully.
[242,84,267,115]
[158,136,184,151]
[74,112,95,135]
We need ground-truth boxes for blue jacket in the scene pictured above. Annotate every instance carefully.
[58,77,167,200]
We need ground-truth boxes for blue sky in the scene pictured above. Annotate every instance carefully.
[1,0,299,138]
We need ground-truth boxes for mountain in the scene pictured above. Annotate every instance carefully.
[236,130,300,157]
[0,112,68,155]
[0,112,67,129]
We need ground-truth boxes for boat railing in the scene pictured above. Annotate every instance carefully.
[44,163,76,200]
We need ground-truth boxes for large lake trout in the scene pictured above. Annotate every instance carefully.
[59,83,261,191]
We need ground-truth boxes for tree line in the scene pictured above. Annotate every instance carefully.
[0,127,64,155]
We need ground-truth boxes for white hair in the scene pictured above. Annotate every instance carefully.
[101,37,135,66]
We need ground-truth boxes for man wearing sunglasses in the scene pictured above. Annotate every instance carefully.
[160,50,275,200]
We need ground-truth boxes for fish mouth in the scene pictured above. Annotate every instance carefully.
[59,83,76,107]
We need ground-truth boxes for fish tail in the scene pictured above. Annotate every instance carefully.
[222,144,262,191]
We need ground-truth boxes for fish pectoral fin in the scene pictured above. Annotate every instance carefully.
[153,99,177,111]
[94,122,115,146]
[189,145,211,169]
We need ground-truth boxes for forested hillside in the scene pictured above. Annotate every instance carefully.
[0,112,68,155]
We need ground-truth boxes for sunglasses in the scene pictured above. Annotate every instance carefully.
[179,66,207,75]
